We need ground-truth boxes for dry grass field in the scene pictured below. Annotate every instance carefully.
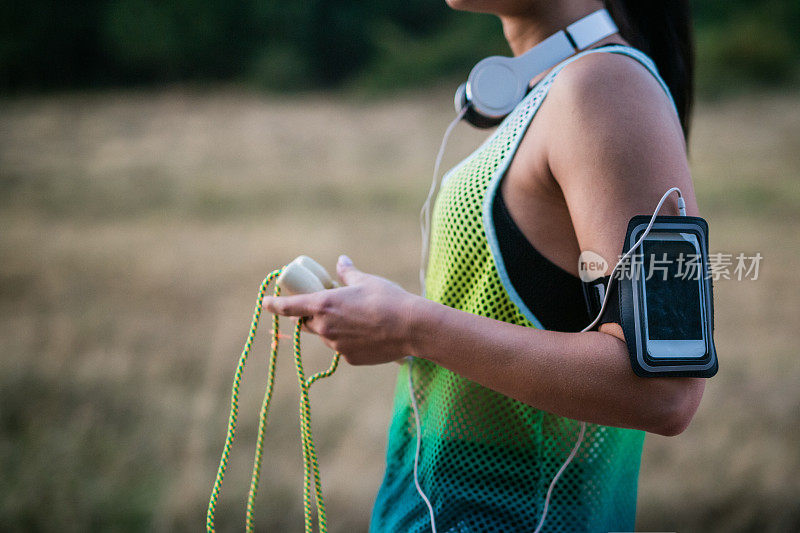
[1,87,799,532]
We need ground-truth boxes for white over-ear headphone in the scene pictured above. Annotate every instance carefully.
[455,8,618,128]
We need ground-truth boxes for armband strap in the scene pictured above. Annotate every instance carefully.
[581,275,619,328]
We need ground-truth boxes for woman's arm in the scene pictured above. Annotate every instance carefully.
[406,296,703,437]
[264,53,705,437]
[264,257,701,437]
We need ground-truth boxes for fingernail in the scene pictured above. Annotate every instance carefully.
[338,254,352,266]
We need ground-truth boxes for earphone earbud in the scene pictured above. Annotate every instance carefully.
[455,9,618,129]
[277,256,338,295]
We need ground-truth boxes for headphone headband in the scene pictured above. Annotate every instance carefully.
[456,9,618,128]
[566,8,617,49]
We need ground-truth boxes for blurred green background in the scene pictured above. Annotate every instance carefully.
[2,0,799,95]
[1,1,799,532]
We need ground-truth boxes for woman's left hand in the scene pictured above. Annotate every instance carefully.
[263,255,421,365]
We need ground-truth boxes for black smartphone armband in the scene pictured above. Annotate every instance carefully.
[585,215,718,378]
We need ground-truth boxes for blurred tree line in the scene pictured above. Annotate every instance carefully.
[1,0,798,96]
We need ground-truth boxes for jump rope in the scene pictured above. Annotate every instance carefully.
[206,264,341,533]
[207,106,685,532]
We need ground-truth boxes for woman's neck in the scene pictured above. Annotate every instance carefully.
[500,1,606,57]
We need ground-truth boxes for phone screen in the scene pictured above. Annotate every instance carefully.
[641,239,703,341]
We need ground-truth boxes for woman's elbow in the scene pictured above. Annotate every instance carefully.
[648,378,706,437]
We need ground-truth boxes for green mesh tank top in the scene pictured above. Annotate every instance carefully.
[371,46,677,533]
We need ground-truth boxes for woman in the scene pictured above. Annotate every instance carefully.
[265,0,705,531]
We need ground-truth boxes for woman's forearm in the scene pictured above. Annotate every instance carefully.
[406,296,704,436]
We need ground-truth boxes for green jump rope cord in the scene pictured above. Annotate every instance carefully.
[206,268,340,533]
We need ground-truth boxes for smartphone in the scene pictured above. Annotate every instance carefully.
[639,232,706,359]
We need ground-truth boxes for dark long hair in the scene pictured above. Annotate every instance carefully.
[604,1,694,140]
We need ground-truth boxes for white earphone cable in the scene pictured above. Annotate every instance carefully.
[419,107,468,294]
[408,356,437,533]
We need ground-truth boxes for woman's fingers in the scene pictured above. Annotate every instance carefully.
[336,255,367,286]
[263,293,319,317]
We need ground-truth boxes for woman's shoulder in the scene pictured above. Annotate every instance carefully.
[534,48,685,164]
[542,48,680,133]
[555,48,670,97]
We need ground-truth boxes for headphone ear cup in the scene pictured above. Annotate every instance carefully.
[454,81,506,130]
[464,105,505,129]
